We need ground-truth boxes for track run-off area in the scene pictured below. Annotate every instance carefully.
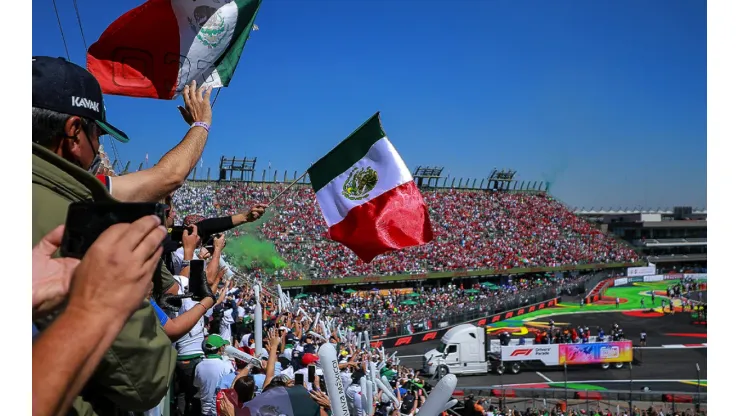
[388,279,707,393]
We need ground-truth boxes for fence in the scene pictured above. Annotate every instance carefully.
[454,387,707,414]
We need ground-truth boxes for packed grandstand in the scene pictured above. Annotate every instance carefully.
[172,181,640,281]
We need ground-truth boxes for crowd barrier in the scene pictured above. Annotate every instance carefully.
[372,297,561,348]
[452,387,706,414]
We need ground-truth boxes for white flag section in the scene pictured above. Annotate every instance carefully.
[88,0,262,99]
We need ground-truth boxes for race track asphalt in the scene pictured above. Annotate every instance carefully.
[388,310,707,393]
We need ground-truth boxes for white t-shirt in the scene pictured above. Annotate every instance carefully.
[173,276,209,357]
[293,366,324,391]
[240,333,253,349]
[220,309,235,342]
[237,306,246,319]
[172,247,186,276]
[194,357,235,416]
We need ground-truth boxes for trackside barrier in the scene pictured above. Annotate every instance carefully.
[372,297,561,348]
[453,387,706,414]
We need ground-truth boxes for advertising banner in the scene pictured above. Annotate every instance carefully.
[558,341,633,365]
[684,273,707,280]
[643,275,665,282]
[627,266,656,277]
[614,277,629,287]
[501,344,559,365]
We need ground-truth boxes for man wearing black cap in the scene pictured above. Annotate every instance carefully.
[31,56,196,415]
[32,56,212,204]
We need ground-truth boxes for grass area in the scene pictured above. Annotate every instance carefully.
[506,280,698,321]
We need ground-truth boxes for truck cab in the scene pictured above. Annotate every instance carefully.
[423,324,490,377]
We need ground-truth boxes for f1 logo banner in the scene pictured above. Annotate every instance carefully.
[501,345,559,365]
[510,349,533,357]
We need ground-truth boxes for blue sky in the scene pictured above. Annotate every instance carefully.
[32,0,707,209]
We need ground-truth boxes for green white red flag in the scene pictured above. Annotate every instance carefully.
[308,113,434,263]
[87,0,261,99]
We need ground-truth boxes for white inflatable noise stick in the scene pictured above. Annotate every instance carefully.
[376,377,400,406]
[443,399,458,412]
[318,343,351,416]
[363,331,370,351]
[309,331,327,341]
[363,377,374,415]
[224,346,261,367]
[416,374,458,416]
[360,376,369,415]
[253,284,262,355]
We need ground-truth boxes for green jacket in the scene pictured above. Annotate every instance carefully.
[32,143,176,415]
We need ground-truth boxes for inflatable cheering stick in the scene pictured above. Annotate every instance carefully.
[318,343,351,416]
[253,284,262,355]
[416,374,458,416]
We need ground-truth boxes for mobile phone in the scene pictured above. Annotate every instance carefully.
[169,225,194,242]
[190,259,205,281]
[308,365,316,382]
[61,201,167,259]
[295,373,305,387]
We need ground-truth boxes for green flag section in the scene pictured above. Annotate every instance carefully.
[87,0,261,99]
[308,113,434,263]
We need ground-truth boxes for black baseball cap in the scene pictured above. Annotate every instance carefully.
[32,56,129,143]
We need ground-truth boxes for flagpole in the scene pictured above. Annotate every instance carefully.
[266,170,309,206]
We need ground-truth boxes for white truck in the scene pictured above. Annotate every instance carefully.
[422,323,632,377]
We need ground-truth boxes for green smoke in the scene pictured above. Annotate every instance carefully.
[223,234,288,271]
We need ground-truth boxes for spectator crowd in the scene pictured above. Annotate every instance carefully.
[173,183,638,281]
[31,56,647,416]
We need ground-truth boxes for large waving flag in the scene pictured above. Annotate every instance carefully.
[87,0,261,99]
[308,113,434,263]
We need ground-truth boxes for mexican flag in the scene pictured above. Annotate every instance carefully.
[87,0,261,99]
[308,113,434,263]
[218,386,320,416]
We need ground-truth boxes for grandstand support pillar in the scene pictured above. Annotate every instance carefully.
[191,168,197,180]
[472,179,477,189]
[273,171,278,182]
[465,178,470,188]
[207,168,211,181]
[294,170,298,180]
[137,162,144,172]
[284,170,288,182]
[442,177,448,187]
[261,170,266,183]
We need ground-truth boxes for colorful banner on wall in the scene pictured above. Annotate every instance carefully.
[558,341,633,365]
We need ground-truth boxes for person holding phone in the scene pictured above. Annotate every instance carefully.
[31,57,184,414]
[32,216,167,416]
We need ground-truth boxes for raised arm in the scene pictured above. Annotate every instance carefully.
[109,81,212,203]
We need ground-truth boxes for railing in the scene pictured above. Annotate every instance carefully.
[453,387,706,414]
